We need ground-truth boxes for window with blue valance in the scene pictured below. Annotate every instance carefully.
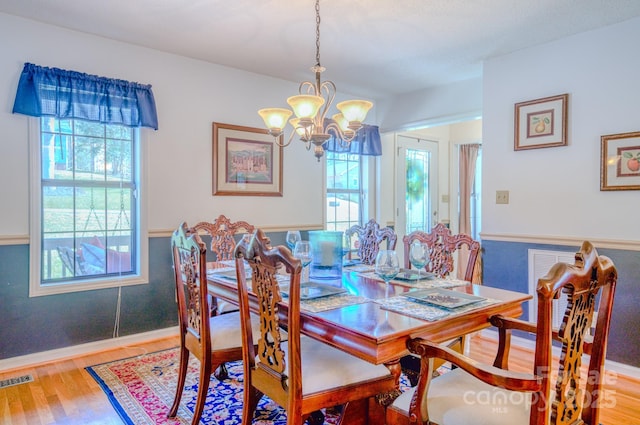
[323,121,382,156]
[12,62,158,130]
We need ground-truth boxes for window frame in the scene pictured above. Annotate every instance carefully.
[28,118,149,296]
[325,151,373,232]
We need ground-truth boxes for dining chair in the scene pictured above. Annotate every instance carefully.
[345,219,397,265]
[192,214,255,317]
[193,214,255,262]
[403,222,480,282]
[400,222,481,385]
[387,241,617,425]
[234,228,396,425]
[167,222,260,425]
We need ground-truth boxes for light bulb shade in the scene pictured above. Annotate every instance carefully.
[289,118,308,137]
[336,100,373,123]
[287,95,325,119]
[258,108,292,131]
[331,113,350,132]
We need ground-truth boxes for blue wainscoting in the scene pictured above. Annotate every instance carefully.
[482,239,640,368]
[0,231,296,361]
[0,238,177,360]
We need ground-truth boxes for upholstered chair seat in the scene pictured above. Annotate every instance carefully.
[279,335,391,395]
[391,367,534,425]
[210,311,262,350]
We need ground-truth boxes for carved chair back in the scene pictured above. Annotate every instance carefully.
[172,222,211,359]
[531,241,617,424]
[193,214,255,261]
[403,222,480,281]
[401,242,617,425]
[234,229,303,410]
[345,219,397,265]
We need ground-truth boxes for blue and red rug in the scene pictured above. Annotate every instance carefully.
[86,347,411,424]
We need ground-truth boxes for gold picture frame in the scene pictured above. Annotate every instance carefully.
[514,93,568,151]
[600,131,640,191]
[212,122,283,196]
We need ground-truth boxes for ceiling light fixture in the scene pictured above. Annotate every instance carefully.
[258,0,373,161]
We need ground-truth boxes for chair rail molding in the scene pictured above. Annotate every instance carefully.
[480,232,640,251]
[0,235,29,246]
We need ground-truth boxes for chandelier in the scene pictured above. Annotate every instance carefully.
[258,0,373,161]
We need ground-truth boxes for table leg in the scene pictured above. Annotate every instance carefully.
[375,358,403,406]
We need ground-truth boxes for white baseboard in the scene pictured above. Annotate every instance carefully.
[479,329,640,380]
[0,327,179,372]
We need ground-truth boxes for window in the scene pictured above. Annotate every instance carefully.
[325,151,367,233]
[30,118,147,296]
[12,63,155,296]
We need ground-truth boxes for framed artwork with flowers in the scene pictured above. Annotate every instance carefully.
[601,131,640,191]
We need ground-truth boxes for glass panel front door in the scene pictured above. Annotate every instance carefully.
[395,135,438,244]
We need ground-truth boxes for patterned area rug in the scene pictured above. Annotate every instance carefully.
[86,347,411,424]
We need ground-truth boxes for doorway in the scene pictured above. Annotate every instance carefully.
[394,135,439,244]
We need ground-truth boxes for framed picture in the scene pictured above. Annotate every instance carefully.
[514,93,568,151]
[600,131,640,191]
[212,122,283,196]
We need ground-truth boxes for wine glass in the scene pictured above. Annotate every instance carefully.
[342,232,351,263]
[293,240,313,283]
[286,231,301,251]
[374,250,400,286]
[409,241,430,280]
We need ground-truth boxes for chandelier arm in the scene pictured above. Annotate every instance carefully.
[273,130,296,148]
[317,80,336,124]
[299,80,316,95]
[325,121,356,145]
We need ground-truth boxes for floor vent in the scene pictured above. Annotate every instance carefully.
[0,374,34,389]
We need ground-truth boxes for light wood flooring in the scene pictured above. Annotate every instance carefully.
[0,334,638,424]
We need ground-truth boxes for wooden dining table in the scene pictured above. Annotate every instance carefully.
[207,262,531,424]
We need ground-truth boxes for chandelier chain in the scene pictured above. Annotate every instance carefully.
[315,0,321,68]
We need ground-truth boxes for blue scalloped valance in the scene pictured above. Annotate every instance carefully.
[323,122,382,156]
[13,63,158,130]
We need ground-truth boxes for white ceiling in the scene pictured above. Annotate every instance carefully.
[2,0,640,99]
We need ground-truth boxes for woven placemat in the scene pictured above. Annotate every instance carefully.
[357,271,469,289]
[300,293,371,313]
[374,296,498,322]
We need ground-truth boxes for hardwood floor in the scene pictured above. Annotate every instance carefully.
[0,336,179,425]
[0,334,638,424]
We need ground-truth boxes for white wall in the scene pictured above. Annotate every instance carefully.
[0,12,376,237]
[482,17,640,242]
[377,78,482,133]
